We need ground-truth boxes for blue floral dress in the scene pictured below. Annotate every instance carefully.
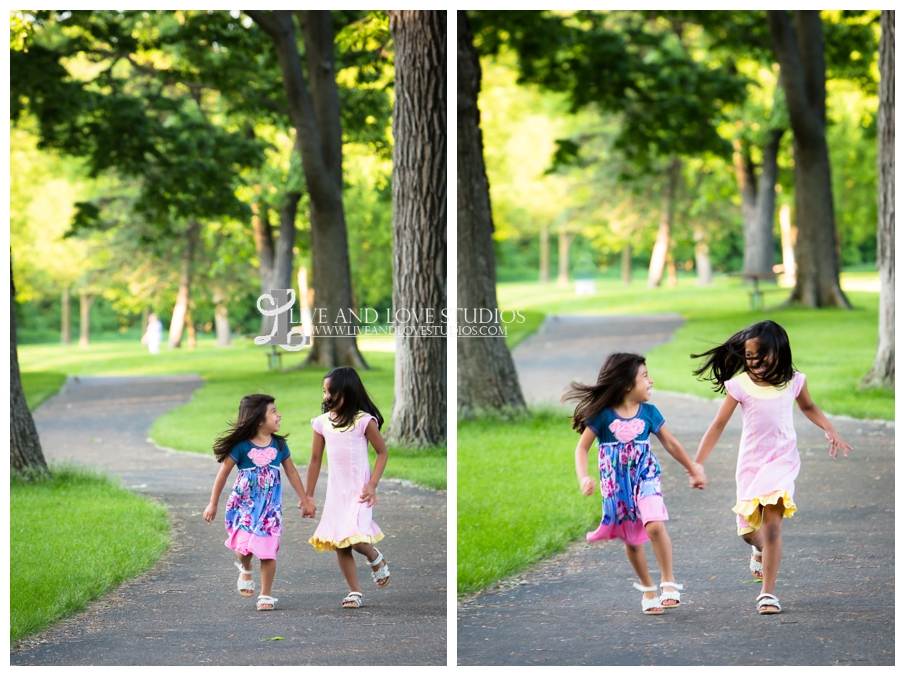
[223,438,290,560]
[584,404,669,545]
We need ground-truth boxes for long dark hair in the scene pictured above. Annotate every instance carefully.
[561,352,647,433]
[322,367,384,431]
[212,393,288,463]
[692,319,794,393]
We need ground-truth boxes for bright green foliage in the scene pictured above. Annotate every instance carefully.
[10,465,170,642]
[20,372,68,411]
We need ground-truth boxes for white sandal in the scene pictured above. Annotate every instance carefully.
[341,591,363,608]
[632,582,663,615]
[756,592,782,614]
[368,549,391,587]
[256,595,277,611]
[659,581,683,607]
[235,561,254,597]
[750,547,764,579]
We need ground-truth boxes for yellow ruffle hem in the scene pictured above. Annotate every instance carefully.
[309,532,384,552]
[733,489,797,535]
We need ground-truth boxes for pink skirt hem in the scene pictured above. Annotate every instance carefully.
[586,495,669,546]
[225,529,280,560]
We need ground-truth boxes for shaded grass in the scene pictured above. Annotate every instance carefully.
[20,371,67,410]
[457,408,599,594]
[10,465,170,642]
[18,337,446,489]
[505,309,546,350]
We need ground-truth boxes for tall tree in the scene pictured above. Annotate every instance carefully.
[247,10,368,368]
[10,266,50,476]
[457,13,528,417]
[767,10,851,308]
[383,11,447,446]
[862,10,894,388]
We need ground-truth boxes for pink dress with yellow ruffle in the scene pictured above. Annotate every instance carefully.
[308,411,384,552]
[725,371,806,535]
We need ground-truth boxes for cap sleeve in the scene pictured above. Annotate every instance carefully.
[228,442,245,464]
[793,371,806,398]
[311,414,325,436]
[584,409,606,437]
[356,412,377,435]
[278,438,290,461]
[646,404,665,435]
[724,378,743,402]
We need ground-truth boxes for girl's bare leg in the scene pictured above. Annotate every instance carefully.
[757,501,784,611]
[624,543,662,613]
[741,521,765,579]
[236,552,254,596]
[337,546,361,600]
[259,558,276,604]
[644,521,677,606]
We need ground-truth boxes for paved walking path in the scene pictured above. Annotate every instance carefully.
[459,315,894,666]
[12,375,446,666]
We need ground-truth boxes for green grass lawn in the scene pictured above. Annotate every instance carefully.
[10,465,170,642]
[18,336,446,489]
[458,273,891,595]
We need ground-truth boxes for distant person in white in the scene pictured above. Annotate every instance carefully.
[142,313,163,354]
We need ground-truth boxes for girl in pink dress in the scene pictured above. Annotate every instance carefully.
[305,367,390,609]
[692,320,851,615]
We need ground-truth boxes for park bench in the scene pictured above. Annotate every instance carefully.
[742,272,786,310]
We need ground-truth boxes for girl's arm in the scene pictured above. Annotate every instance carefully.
[653,425,706,490]
[202,456,236,522]
[305,432,326,502]
[575,427,598,495]
[693,395,738,466]
[281,456,316,518]
[361,420,388,507]
[796,381,852,459]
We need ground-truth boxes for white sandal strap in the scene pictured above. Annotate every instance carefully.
[367,550,384,567]
[345,592,363,598]
[257,595,278,606]
[752,547,763,556]
[235,561,253,575]
[659,581,683,590]
[632,582,658,592]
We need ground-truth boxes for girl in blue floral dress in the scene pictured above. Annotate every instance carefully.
[563,353,706,615]
[203,394,316,610]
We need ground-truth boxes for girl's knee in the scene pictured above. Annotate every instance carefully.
[644,521,667,539]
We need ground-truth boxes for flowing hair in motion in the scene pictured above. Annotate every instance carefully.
[691,319,795,393]
[322,366,384,431]
[561,352,647,433]
[212,393,288,463]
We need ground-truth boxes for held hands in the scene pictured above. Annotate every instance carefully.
[359,482,378,507]
[826,430,852,459]
[298,498,317,518]
[686,462,706,490]
[202,503,217,523]
[579,476,596,496]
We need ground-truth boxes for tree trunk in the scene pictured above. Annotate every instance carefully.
[862,10,894,388]
[78,292,94,348]
[621,245,632,285]
[10,268,49,476]
[384,10,447,448]
[61,284,71,345]
[741,128,783,281]
[457,12,527,418]
[251,200,276,336]
[167,220,200,348]
[557,230,573,287]
[694,226,713,285]
[539,223,550,283]
[185,310,196,349]
[248,10,367,368]
[213,291,231,347]
[779,204,797,285]
[732,139,759,274]
[648,157,680,287]
[767,10,850,308]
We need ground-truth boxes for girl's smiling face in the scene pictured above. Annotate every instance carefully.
[744,338,772,380]
[626,364,653,403]
[259,402,281,434]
